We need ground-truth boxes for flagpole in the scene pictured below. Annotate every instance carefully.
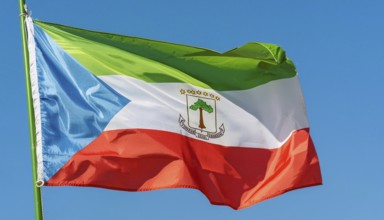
[18,0,44,219]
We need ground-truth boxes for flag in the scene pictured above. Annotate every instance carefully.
[25,16,322,209]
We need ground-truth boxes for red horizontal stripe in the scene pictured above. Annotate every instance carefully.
[46,128,322,209]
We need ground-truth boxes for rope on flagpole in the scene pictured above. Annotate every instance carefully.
[19,4,31,17]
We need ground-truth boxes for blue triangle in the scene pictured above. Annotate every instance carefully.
[34,25,130,181]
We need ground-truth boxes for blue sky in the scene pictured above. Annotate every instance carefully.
[1,0,384,219]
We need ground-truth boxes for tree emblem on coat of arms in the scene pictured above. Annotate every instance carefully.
[179,89,225,140]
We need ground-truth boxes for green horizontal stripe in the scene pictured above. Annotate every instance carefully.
[35,20,297,91]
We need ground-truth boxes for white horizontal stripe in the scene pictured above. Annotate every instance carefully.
[221,75,309,142]
[100,75,308,149]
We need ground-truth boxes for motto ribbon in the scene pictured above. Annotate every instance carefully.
[179,115,225,140]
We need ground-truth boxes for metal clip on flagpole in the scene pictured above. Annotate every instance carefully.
[18,0,44,219]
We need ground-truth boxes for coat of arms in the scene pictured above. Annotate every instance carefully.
[179,89,225,140]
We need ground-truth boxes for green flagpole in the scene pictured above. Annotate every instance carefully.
[18,0,44,219]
